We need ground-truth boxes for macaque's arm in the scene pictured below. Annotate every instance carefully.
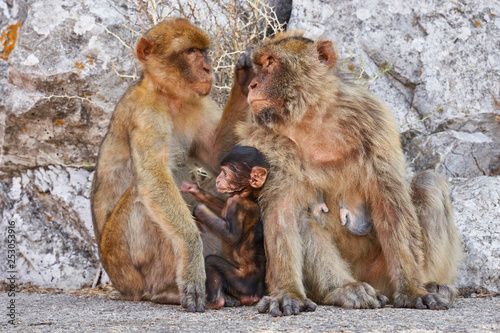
[193,200,242,245]
[180,181,226,217]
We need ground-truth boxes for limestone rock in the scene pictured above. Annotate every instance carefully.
[0,166,98,289]
[407,131,492,178]
[452,176,500,295]
[0,0,136,178]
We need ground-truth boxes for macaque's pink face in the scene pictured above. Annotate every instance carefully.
[215,166,243,194]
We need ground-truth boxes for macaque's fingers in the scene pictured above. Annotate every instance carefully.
[377,294,389,308]
[257,296,271,313]
[236,47,255,95]
[329,282,382,309]
[269,298,282,317]
[257,295,317,317]
[339,208,349,225]
[300,298,318,312]
[320,202,329,213]
[179,181,197,193]
[281,295,293,316]
[244,46,253,67]
[182,281,206,312]
[291,299,300,315]
[423,294,449,310]
[311,203,321,216]
[394,291,449,310]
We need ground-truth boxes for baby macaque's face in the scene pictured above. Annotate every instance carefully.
[215,166,243,194]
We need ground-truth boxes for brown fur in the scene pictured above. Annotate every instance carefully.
[91,18,251,311]
[238,31,463,316]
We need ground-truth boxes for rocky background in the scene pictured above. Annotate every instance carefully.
[1,0,499,296]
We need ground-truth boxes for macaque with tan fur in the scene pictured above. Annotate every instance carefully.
[91,18,252,312]
[237,32,462,316]
[181,145,268,309]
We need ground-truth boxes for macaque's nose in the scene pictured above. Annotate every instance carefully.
[203,64,210,74]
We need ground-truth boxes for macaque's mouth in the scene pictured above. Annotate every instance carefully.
[193,81,213,95]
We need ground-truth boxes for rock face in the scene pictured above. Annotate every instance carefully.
[1,0,499,295]
[0,166,97,289]
[451,177,500,295]
[1,0,135,288]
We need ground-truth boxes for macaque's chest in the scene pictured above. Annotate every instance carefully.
[288,128,349,165]
[169,131,193,169]
[223,204,265,272]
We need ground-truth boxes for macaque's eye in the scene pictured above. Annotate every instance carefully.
[186,48,197,54]
[264,56,276,68]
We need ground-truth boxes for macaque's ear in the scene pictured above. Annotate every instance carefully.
[316,40,336,70]
[137,37,154,63]
[250,167,268,189]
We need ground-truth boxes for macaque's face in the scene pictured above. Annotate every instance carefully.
[178,47,213,96]
[215,166,244,194]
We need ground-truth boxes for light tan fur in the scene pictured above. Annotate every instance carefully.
[91,18,251,311]
[238,31,463,316]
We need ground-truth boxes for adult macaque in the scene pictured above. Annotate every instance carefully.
[237,32,462,316]
[91,18,252,312]
[180,145,268,309]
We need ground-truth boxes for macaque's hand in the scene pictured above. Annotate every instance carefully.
[236,47,254,96]
[311,201,329,217]
[179,181,202,198]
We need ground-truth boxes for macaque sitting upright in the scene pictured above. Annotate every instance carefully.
[180,145,269,309]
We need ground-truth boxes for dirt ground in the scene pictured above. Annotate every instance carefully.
[1,286,499,332]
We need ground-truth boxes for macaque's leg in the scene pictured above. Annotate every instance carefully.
[204,257,226,309]
[205,255,264,308]
[100,186,146,300]
[412,170,463,305]
[301,212,387,308]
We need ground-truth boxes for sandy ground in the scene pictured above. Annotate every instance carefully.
[1,289,499,332]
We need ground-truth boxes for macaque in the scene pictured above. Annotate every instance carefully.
[236,31,462,316]
[339,202,373,236]
[91,18,252,312]
[312,197,372,236]
[180,145,268,309]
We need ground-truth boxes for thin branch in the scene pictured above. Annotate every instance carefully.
[39,94,113,112]
[95,22,132,50]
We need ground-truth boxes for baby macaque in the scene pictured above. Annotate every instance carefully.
[180,145,269,309]
[339,202,373,236]
[312,196,372,236]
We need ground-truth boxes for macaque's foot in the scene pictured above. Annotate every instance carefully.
[257,294,317,317]
[425,282,458,306]
[393,289,449,310]
[205,297,225,309]
[181,281,206,312]
[328,282,387,309]
[240,295,261,306]
[223,294,241,307]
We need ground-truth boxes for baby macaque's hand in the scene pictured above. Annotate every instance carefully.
[312,201,329,217]
[179,181,201,197]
